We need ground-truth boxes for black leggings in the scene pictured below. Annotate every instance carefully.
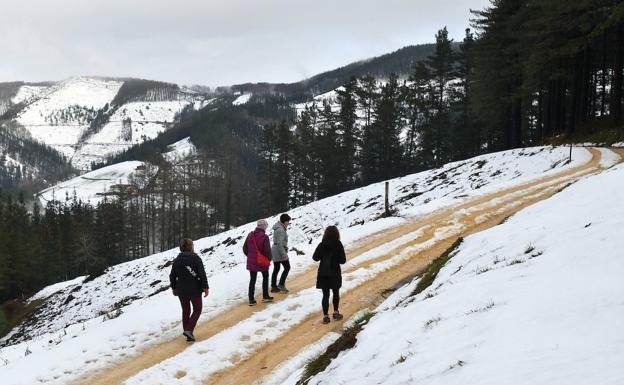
[271,260,291,287]
[321,287,340,315]
[249,271,269,301]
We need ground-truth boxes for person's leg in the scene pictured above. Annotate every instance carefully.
[261,270,270,298]
[178,296,191,331]
[248,271,258,302]
[332,288,340,312]
[321,288,330,315]
[278,260,291,287]
[271,261,281,289]
[188,296,203,332]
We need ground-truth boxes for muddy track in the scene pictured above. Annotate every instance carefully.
[78,148,613,385]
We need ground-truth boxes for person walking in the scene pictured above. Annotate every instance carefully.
[312,225,346,324]
[169,238,209,342]
[243,219,274,306]
[271,213,291,293]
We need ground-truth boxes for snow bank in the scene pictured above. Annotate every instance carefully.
[308,163,624,385]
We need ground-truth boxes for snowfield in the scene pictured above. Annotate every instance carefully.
[37,161,146,205]
[0,146,600,385]
[37,137,197,205]
[5,77,208,170]
[306,161,624,385]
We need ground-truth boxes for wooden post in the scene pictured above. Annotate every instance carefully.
[385,181,390,216]
[569,144,573,163]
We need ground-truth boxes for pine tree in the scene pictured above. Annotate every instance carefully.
[336,76,360,189]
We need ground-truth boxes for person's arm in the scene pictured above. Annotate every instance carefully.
[169,258,178,296]
[197,257,210,297]
[337,242,346,264]
[263,235,273,260]
[243,234,249,255]
[312,244,322,261]
[280,228,289,258]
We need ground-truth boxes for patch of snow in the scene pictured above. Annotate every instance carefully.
[597,147,621,168]
[37,161,146,205]
[11,84,50,104]
[232,93,252,105]
[163,137,197,163]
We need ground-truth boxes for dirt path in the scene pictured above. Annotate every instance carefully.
[79,148,610,385]
[206,148,612,385]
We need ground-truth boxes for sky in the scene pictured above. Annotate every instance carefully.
[0,0,491,87]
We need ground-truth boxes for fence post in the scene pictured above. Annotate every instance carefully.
[385,181,390,216]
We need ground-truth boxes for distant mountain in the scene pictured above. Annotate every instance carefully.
[224,43,441,101]
[0,77,210,172]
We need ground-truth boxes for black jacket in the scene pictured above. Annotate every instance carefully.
[169,252,209,297]
[313,240,346,289]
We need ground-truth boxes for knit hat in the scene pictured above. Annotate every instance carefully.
[257,219,269,230]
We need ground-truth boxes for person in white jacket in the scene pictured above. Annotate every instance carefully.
[271,213,291,293]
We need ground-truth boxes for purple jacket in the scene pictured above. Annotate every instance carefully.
[243,228,272,272]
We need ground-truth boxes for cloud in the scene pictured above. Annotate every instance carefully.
[0,0,490,86]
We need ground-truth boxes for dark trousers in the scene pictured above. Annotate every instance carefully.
[321,287,340,315]
[178,296,202,332]
[271,260,291,288]
[249,270,269,301]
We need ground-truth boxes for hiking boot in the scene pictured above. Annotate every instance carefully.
[271,286,280,293]
[262,296,274,303]
[183,331,195,342]
[278,285,289,293]
[332,312,343,320]
[322,315,331,324]
[249,299,257,306]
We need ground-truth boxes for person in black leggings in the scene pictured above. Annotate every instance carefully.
[312,225,347,324]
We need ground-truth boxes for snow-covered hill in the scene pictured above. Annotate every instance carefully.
[4,77,209,171]
[36,137,198,205]
[0,146,593,384]
[302,156,624,385]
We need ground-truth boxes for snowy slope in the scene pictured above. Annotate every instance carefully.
[37,137,197,204]
[6,77,208,170]
[0,147,592,385]
[37,161,146,205]
[305,165,624,385]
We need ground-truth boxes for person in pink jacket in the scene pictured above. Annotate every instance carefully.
[243,219,273,306]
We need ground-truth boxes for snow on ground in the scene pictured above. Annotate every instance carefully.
[37,161,146,205]
[16,77,122,127]
[613,142,624,148]
[307,164,624,385]
[0,147,595,384]
[163,137,197,163]
[11,84,50,105]
[597,147,621,168]
[6,77,207,170]
[70,100,194,169]
[232,93,252,105]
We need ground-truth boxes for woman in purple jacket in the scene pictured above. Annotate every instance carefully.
[243,219,274,306]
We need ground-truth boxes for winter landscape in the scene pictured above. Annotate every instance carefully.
[1,0,624,384]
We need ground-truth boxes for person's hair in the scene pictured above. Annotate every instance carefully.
[257,219,269,230]
[322,225,340,242]
[180,238,194,252]
[280,213,291,223]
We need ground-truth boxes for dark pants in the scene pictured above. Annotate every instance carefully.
[321,288,340,315]
[249,270,269,301]
[271,260,291,288]
[178,296,202,332]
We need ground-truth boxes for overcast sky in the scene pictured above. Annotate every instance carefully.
[0,0,491,87]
